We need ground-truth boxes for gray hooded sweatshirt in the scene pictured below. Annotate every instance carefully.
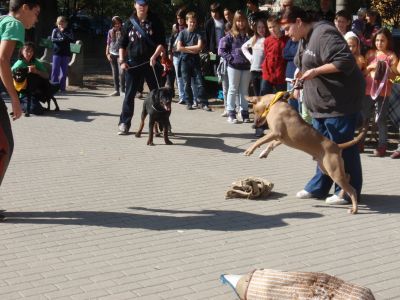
[294,21,365,118]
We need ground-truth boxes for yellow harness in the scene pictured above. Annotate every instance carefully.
[13,79,27,92]
[261,91,290,119]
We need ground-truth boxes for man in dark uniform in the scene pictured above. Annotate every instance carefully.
[118,0,166,135]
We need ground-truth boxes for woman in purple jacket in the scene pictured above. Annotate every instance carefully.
[219,10,251,124]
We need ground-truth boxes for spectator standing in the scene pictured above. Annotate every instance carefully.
[106,16,125,97]
[241,19,267,97]
[334,10,352,36]
[282,6,365,205]
[362,8,381,49]
[219,10,251,124]
[364,28,398,157]
[223,8,233,26]
[351,8,366,37]
[51,16,74,93]
[246,0,269,31]
[344,31,365,71]
[204,3,226,76]
[118,0,166,135]
[176,12,211,111]
[260,15,288,95]
[317,0,335,23]
[169,8,187,104]
[0,0,41,221]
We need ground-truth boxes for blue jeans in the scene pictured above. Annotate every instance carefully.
[226,66,250,115]
[304,114,363,199]
[180,60,207,107]
[119,62,161,129]
[260,80,286,96]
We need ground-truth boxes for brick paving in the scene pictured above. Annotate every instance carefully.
[0,88,399,299]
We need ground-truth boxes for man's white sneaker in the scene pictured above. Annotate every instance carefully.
[325,194,349,205]
[118,124,128,135]
[296,189,313,199]
[221,111,228,117]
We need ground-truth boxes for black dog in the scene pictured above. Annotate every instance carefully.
[13,67,60,116]
[135,87,173,146]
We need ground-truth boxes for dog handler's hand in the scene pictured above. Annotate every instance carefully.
[149,55,157,67]
[11,96,22,120]
[300,68,319,81]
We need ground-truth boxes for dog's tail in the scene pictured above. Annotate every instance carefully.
[338,125,368,149]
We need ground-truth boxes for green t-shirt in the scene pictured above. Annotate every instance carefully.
[12,58,47,73]
[0,15,25,48]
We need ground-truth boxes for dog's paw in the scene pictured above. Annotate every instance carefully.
[25,113,30,117]
[155,133,162,137]
[165,140,173,145]
[147,141,155,146]
[54,107,60,111]
[243,149,253,156]
[135,133,141,138]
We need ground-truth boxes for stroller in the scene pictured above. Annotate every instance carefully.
[13,67,60,116]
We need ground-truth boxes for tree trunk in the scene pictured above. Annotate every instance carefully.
[34,1,58,45]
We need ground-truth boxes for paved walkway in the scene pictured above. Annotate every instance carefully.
[1,88,399,299]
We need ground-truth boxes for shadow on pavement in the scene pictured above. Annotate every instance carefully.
[43,108,119,122]
[5,208,322,231]
[313,194,400,214]
[172,132,257,153]
[360,194,400,214]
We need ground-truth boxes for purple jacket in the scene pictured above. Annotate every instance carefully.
[219,33,250,70]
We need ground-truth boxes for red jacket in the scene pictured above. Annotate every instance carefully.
[262,35,288,84]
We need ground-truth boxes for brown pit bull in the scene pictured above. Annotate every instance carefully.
[244,92,366,214]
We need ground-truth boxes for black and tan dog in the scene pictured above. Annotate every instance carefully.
[244,92,367,214]
[13,67,60,116]
[135,87,173,146]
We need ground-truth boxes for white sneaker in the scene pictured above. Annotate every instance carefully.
[108,91,120,97]
[227,117,238,124]
[221,111,228,117]
[296,189,313,199]
[117,123,128,135]
[325,194,349,205]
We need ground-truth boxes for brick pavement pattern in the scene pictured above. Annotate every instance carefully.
[0,89,399,299]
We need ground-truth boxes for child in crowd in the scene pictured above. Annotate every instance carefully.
[12,42,49,115]
[217,21,233,117]
[219,10,251,124]
[176,12,211,111]
[364,28,398,157]
[170,8,198,105]
[260,15,288,95]
[106,16,125,97]
[241,19,267,97]
[345,31,365,71]
[51,16,74,93]
[362,8,381,49]
[334,10,352,36]
[352,8,366,37]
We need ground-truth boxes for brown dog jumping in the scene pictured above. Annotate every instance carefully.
[244,92,366,214]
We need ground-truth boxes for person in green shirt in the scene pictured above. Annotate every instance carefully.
[0,0,41,221]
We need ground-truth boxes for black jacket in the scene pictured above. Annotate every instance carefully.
[120,12,166,65]
[204,17,225,53]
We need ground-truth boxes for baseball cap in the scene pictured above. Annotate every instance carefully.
[136,0,149,5]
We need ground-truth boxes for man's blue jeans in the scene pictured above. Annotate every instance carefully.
[304,113,363,199]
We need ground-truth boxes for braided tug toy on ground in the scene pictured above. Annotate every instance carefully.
[221,269,375,300]
[225,177,274,199]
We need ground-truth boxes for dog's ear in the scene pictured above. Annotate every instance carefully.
[246,96,260,104]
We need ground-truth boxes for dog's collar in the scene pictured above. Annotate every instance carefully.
[261,91,291,119]
[152,105,165,112]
